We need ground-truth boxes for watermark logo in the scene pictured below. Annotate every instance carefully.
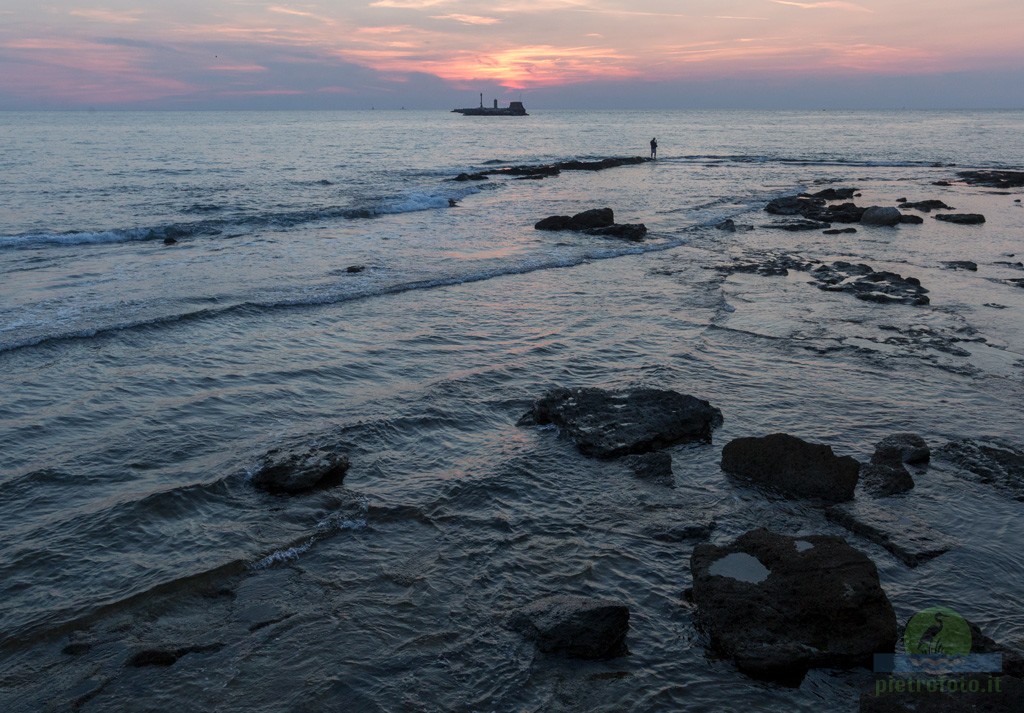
[904,606,971,656]
[873,605,1004,698]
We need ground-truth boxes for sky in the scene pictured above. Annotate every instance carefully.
[1,1,1022,110]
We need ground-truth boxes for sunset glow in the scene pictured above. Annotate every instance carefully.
[1,1,1021,108]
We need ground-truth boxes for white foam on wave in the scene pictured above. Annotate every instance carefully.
[0,229,148,249]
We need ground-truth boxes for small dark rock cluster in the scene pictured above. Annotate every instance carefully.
[813,262,930,305]
[859,433,929,497]
[535,207,648,241]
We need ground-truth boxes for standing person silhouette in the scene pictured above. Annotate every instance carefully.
[650,137,658,159]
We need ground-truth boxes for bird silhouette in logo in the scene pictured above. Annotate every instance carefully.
[913,611,948,654]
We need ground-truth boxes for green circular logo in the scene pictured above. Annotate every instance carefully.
[904,606,972,656]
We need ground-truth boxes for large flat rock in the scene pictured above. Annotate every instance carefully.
[691,528,897,686]
[518,386,723,458]
[825,503,954,567]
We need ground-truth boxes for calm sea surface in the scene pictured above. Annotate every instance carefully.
[1,109,1023,711]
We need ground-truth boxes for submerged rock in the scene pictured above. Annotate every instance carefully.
[691,528,897,686]
[518,387,723,458]
[720,432,860,502]
[624,451,674,485]
[825,503,953,567]
[941,260,978,271]
[764,219,832,231]
[936,438,1024,501]
[806,187,857,200]
[586,223,648,241]
[874,433,930,465]
[251,443,350,494]
[507,595,629,659]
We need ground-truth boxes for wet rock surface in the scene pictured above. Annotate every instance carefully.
[507,595,630,659]
[936,438,1024,500]
[250,443,350,494]
[934,213,986,224]
[518,386,723,458]
[861,206,904,227]
[941,260,978,271]
[721,432,860,502]
[825,503,953,567]
[900,199,955,212]
[859,433,929,497]
[691,528,897,686]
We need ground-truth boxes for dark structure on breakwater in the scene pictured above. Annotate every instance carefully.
[452,93,528,116]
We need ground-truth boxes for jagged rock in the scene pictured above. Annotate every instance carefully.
[957,170,1024,188]
[825,503,953,567]
[716,219,737,231]
[624,451,673,485]
[823,202,866,223]
[507,595,629,659]
[861,206,903,227]
[936,438,1024,500]
[815,263,930,305]
[251,443,350,494]
[691,528,897,686]
[518,386,723,459]
[935,213,986,224]
[720,432,860,502]
[900,200,954,212]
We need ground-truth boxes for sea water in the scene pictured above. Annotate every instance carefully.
[1,109,1023,711]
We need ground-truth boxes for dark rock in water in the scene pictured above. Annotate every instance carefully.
[567,207,615,230]
[716,219,737,231]
[534,215,571,231]
[899,214,924,224]
[507,595,629,659]
[645,521,715,542]
[935,213,986,224]
[875,433,930,465]
[941,260,978,271]
[815,263,930,306]
[624,451,673,485]
[986,303,1009,309]
[957,169,1024,188]
[163,236,178,245]
[452,172,489,182]
[860,675,1024,712]
[721,432,860,502]
[968,621,1024,678]
[936,438,1024,500]
[859,461,915,497]
[346,264,366,273]
[690,528,897,686]
[518,386,723,459]
[251,443,350,494]
[765,219,832,231]
[765,195,825,216]
[900,199,954,212]
[825,503,953,567]
[932,180,951,186]
[715,252,813,277]
[823,202,866,223]
[587,223,648,241]
[806,187,856,200]
[861,206,903,227]
[824,227,858,235]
